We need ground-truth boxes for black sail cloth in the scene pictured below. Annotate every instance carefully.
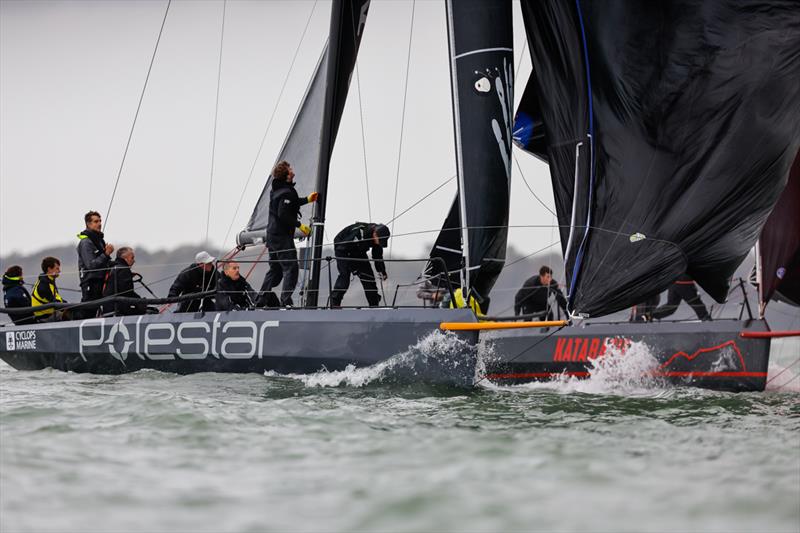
[759,149,800,309]
[435,0,513,312]
[517,0,800,318]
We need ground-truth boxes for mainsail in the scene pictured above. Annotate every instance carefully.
[436,0,514,311]
[758,149,800,311]
[238,0,371,248]
[517,0,800,317]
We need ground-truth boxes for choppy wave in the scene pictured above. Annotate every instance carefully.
[265,331,479,388]
[483,340,669,396]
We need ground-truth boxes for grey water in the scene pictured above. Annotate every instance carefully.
[1,337,798,533]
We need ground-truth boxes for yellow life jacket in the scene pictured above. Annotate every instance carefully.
[31,275,64,317]
[448,287,484,317]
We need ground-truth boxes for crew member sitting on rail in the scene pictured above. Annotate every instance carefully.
[216,261,257,311]
[2,265,34,325]
[330,222,390,308]
[77,210,114,318]
[31,257,66,322]
[168,251,217,313]
[102,247,145,316]
[652,274,711,321]
[514,265,567,320]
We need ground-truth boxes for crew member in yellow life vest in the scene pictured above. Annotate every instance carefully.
[31,256,66,322]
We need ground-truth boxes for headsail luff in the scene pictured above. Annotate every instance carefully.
[443,0,514,311]
[306,0,372,307]
[758,149,800,311]
[518,0,800,318]
[238,0,371,248]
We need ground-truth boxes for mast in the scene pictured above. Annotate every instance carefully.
[300,0,370,308]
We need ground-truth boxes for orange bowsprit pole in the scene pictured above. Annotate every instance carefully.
[440,320,568,331]
[740,330,800,339]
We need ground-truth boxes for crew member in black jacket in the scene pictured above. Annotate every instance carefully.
[330,222,390,307]
[258,160,318,307]
[77,210,114,318]
[2,265,34,325]
[652,274,711,321]
[216,261,256,311]
[168,251,217,313]
[514,265,568,320]
[102,247,145,316]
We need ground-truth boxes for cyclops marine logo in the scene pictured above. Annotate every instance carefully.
[79,316,279,362]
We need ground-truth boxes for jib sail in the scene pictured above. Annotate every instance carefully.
[518,0,800,317]
[758,149,800,311]
[440,0,514,311]
[238,0,371,248]
[425,195,462,289]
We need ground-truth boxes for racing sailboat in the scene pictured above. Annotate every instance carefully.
[2,0,798,392]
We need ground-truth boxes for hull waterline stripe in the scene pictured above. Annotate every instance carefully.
[486,371,768,380]
[740,330,800,339]
[440,320,568,331]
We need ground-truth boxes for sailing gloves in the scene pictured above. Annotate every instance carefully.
[299,224,312,237]
[307,192,319,203]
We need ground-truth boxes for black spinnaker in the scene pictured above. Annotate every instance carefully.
[758,149,800,311]
[517,0,800,318]
[238,0,371,248]
[434,0,513,312]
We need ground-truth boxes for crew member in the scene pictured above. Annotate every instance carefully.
[102,247,145,316]
[77,210,114,318]
[330,222,390,308]
[2,265,34,325]
[630,294,660,322]
[652,274,711,321]
[258,160,318,307]
[514,265,567,320]
[31,257,65,322]
[216,261,257,311]
[168,251,217,313]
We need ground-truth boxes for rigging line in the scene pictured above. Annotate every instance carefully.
[104,0,172,231]
[389,0,416,257]
[220,0,318,251]
[513,151,556,216]
[205,0,227,246]
[474,325,567,386]
[355,63,372,222]
[386,174,456,225]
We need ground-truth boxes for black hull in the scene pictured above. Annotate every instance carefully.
[484,319,771,392]
[0,309,478,375]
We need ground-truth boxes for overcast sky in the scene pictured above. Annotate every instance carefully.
[0,0,558,262]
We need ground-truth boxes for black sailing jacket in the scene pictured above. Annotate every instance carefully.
[102,258,143,316]
[168,263,217,313]
[514,275,568,316]
[267,180,309,242]
[2,274,33,325]
[333,223,386,275]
